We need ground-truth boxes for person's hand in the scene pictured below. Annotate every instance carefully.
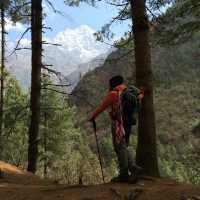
[138,87,144,100]
[138,93,144,100]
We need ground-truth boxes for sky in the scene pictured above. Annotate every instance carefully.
[8,0,131,41]
[44,0,130,38]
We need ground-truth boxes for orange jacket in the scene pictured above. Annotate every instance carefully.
[91,84,126,119]
[91,84,144,120]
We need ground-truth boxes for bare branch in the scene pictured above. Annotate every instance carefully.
[2,30,8,35]
[7,27,31,57]
[45,0,65,16]
[111,3,129,23]
[42,65,61,76]
[43,64,53,67]
[105,1,129,7]
[42,26,53,31]
[15,47,31,51]
[45,0,58,13]
[42,41,62,46]
[146,5,159,19]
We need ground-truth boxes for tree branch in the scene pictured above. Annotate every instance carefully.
[42,65,61,76]
[45,0,65,16]
[42,41,62,46]
[15,47,31,50]
[105,1,129,7]
[7,27,31,57]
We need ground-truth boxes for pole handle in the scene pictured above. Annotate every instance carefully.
[92,119,96,132]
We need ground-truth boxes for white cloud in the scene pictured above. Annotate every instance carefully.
[6,25,111,88]
[53,25,108,63]
[5,18,25,32]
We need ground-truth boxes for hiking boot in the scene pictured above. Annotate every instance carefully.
[129,165,143,184]
[111,174,129,183]
[130,165,143,177]
[128,173,138,184]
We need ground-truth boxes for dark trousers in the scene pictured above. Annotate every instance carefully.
[111,122,135,176]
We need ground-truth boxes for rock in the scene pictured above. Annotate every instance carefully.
[125,189,143,200]
[109,188,123,200]
[192,196,200,200]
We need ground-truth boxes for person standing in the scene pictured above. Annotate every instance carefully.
[89,75,144,182]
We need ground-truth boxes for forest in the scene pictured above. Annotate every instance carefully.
[0,0,199,199]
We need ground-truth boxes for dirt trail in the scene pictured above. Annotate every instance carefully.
[0,161,200,200]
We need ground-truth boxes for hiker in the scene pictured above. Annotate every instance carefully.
[89,75,144,182]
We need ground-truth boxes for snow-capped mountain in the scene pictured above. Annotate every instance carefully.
[64,51,112,93]
[6,25,111,89]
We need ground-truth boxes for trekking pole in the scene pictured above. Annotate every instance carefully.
[92,119,105,183]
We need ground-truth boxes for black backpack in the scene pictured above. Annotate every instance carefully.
[120,85,141,126]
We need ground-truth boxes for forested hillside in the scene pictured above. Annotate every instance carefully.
[71,5,200,183]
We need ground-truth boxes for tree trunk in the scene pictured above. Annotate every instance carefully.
[0,4,5,159]
[130,0,160,177]
[27,0,43,173]
[43,111,47,178]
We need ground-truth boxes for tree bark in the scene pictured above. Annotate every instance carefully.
[0,4,5,159]
[43,111,47,178]
[27,0,43,173]
[130,0,160,177]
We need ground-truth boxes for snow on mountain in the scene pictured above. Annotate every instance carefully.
[65,51,113,93]
[53,25,107,63]
[6,25,111,89]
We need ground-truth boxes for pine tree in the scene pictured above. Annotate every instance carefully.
[27,0,43,173]
[130,0,159,176]
[3,74,28,167]
[0,0,30,160]
[0,1,6,159]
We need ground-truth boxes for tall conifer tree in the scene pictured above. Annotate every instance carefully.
[27,0,43,173]
[0,1,6,159]
[130,0,159,176]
